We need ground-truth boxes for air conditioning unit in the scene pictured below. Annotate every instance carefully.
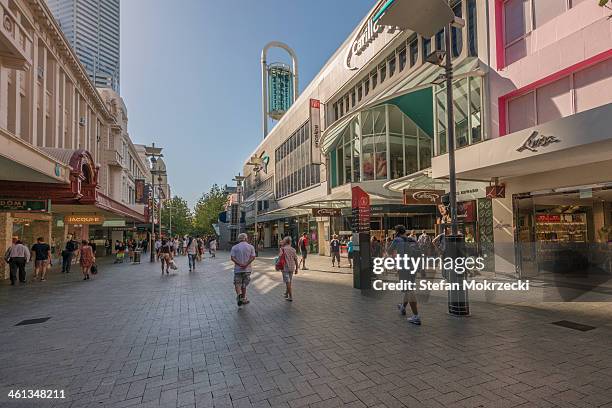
[79,117,86,127]
[37,66,44,80]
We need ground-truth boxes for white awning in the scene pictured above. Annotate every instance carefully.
[375,0,454,38]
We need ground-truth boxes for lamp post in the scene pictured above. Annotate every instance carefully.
[233,174,246,238]
[145,143,164,262]
[372,0,469,316]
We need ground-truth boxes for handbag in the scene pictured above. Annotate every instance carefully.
[169,259,178,270]
[275,248,286,271]
[4,247,11,264]
[90,264,98,275]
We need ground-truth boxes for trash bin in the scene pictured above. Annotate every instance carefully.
[132,250,141,264]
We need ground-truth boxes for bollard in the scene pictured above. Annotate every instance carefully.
[444,235,470,316]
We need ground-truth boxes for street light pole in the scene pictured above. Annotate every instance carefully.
[150,167,156,262]
[444,22,458,236]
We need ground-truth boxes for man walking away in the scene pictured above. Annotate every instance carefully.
[279,236,299,301]
[347,237,354,268]
[330,234,341,267]
[298,233,308,270]
[6,238,30,285]
[31,237,51,281]
[186,236,198,272]
[209,237,217,258]
[62,236,78,273]
[389,225,421,325]
[230,233,256,308]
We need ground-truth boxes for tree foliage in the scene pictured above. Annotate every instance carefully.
[161,196,192,237]
[192,184,227,236]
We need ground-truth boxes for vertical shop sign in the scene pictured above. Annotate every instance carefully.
[351,186,370,233]
[310,99,321,165]
[135,179,146,204]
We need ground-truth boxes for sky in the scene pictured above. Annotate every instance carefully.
[121,0,374,207]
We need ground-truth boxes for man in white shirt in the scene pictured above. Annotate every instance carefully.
[5,238,31,285]
[230,233,256,307]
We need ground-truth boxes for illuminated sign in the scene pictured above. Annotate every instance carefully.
[64,215,104,225]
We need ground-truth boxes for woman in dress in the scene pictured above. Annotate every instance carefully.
[79,239,95,280]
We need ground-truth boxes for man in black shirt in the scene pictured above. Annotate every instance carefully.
[62,236,78,273]
[32,237,51,281]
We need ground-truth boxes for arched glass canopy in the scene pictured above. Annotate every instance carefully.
[328,104,432,188]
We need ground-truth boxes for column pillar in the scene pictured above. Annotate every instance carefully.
[0,213,14,279]
[263,224,271,248]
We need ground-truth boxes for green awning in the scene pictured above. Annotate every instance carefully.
[385,87,433,137]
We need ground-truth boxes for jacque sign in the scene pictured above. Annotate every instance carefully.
[64,215,104,225]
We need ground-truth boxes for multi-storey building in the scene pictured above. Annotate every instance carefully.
[0,0,162,279]
[239,0,611,280]
[47,0,120,92]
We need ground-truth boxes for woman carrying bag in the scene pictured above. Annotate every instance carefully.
[79,240,95,281]
[276,237,298,302]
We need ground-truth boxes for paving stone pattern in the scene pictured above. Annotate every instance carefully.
[0,252,611,408]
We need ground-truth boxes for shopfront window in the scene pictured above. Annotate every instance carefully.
[329,104,432,186]
[434,76,484,155]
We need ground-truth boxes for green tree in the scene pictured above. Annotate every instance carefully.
[192,184,228,236]
[161,196,193,237]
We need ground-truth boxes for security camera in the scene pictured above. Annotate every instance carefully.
[425,50,446,67]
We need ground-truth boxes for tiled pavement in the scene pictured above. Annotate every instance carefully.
[1,252,612,408]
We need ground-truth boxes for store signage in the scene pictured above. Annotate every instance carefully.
[64,215,104,225]
[310,99,322,165]
[312,208,341,217]
[135,179,146,204]
[579,189,592,199]
[403,189,444,205]
[111,227,136,232]
[516,131,560,153]
[0,199,49,212]
[351,186,371,233]
[345,6,398,70]
[457,201,476,223]
[536,214,561,223]
[486,184,506,199]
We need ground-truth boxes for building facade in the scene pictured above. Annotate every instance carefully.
[47,0,120,92]
[0,0,161,279]
[239,0,611,279]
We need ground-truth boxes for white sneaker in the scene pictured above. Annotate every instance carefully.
[407,315,421,326]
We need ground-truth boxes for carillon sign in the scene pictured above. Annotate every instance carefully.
[345,3,399,70]
[64,215,104,225]
[312,208,341,217]
[403,189,444,205]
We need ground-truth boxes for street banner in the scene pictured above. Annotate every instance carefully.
[351,186,370,233]
[312,208,341,217]
[310,99,322,165]
[135,179,146,204]
[403,189,444,205]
